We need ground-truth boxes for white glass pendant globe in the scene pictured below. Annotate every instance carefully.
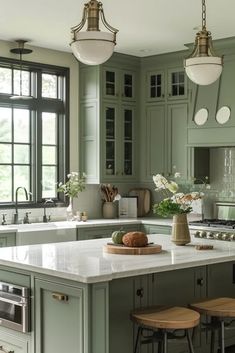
[71,31,115,65]
[185,56,222,85]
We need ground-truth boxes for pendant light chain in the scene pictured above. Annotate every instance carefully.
[202,0,207,30]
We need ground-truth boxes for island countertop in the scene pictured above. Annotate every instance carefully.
[0,235,234,283]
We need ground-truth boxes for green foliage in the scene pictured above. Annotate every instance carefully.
[57,172,86,198]
[153,198,192,217]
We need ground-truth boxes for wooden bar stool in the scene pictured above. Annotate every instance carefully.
[131,305,200,353]
[190,297,235,353]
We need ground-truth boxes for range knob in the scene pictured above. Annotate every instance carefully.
[214,232,223,240]
[200,231,207,238]
[194,231,201,238]
[222,233,231,241]
[229,234,235,241]
[206,232,214,240]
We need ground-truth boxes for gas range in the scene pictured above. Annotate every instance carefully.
[190,219,235,241]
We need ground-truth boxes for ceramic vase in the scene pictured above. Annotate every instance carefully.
[171,213,190,246]
[102,202,116,219]
[66,197,75,221]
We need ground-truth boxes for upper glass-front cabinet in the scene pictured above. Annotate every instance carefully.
[146,68,187,101]
[103,68,135,101]
[103,104,135,180]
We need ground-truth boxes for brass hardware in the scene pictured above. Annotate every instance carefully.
[197,278,204,286]
[0,346,14,353]
[52,293,69,302]
[136,288,144,298]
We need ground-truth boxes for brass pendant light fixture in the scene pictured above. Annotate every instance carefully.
[184,0,223,86]
[70,0,118,65]
[10,40,33,100]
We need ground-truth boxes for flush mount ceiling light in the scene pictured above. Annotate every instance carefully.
[70,0,118,65]
[184,0,223,86]
[10,40,33,100]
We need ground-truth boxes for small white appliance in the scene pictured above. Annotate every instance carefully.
[118,197,137,218]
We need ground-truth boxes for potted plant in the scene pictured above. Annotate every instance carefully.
[152,173,207,245]
[58,172,86,220]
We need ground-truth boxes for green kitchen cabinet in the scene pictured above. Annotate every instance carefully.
[77,224,141,240]
[0,232,16,247]
[0,330,30,353]
[102,67,136,102]
[145,67,188,102]
[142,103,188,181]
[35,279,87,353]
[142,224,171,235]
[16,228,77,246]
[102,102,136,181]
[79,54,140,184]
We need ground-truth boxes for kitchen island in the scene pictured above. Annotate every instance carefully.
[0,235,234,353]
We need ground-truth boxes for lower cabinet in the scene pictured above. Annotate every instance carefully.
[142,224,171,235]
[16,229,77,246]
[0,233,16,247]
[77,224,141,240]
[0,331,30,353]
[35,279,86,353]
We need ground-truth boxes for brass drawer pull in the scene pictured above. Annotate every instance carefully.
[0,345,14,353]
[52,293,68,302]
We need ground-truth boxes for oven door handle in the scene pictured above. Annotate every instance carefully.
[0,291,27,306]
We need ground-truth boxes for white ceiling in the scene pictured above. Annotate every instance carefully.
[1,0,235,57]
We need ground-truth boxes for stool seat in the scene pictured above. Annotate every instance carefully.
[190,297,235,318]
[131,305,200,330]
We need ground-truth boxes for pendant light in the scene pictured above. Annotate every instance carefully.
[10,40,33,100]
[184,0,223,86]
[70,0,118,65]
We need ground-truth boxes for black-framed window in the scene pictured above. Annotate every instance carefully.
[0,57,69,206]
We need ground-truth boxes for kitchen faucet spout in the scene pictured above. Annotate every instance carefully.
[13,187,29,224]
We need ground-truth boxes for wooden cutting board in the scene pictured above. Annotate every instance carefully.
[103,243,162,255]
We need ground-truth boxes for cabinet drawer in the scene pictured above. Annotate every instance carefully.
[0,331,29,353]
[0,269,30,288]
[77,224,140,240]
[142,225,171,235]
[0,233,16,248]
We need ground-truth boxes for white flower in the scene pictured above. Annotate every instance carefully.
[153,174,168,189]
[166,181,178,193]
[206,184,211,189]
[174,172,181,178]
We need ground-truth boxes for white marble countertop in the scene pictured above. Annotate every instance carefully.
[0,235,234,284]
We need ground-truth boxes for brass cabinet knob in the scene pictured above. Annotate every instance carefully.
[52,292,69,302]
[197,278,204,286]
[136,288,144,298]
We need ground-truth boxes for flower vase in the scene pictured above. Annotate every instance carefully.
[171,213,190,246]
[102,202,116,219]
[66,197,75,221]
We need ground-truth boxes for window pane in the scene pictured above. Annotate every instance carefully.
[13,70,30,96]
[14,144,30,164]
[0,107,11,142]
[14,109,30,143]
[0,144,11,163]
[0,165,12,201]
[42,146,56,165]
[42,74,57,98]
[14,166,30,198]
[42,166,56,198]
[0,67,12,94]
[42,113,56,144]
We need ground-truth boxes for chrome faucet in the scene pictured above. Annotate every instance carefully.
[43,199,54,223]
[13,187,29,224]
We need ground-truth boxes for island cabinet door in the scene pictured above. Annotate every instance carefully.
[35,279,86,353]
[0,331,30,353]
[151,267,207,353]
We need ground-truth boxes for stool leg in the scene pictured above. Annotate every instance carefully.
[186,329,195,353]
[219,320,225,353]
[134,326,141,353]
[163,330,168,353]
[210,317,216,353]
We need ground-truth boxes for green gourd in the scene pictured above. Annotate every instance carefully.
[112,230,126,244]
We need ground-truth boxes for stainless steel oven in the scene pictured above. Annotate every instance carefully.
[0,281,30,333]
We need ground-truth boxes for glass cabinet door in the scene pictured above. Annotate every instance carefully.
[105,106,116,176]
[168,68,187,100]
[104,69,117,98]
[123,107,134,176]
[146,70,165,101]
[122,72,135,100]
